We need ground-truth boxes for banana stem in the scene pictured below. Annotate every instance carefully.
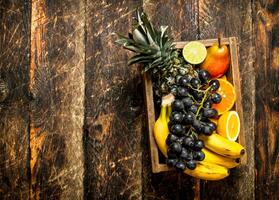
[161,93,175,106]
[161,94,174,122]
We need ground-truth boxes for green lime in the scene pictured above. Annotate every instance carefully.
[182,41,207,64]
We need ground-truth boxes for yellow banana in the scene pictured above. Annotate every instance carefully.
[200,133,245,159]
[153,104,169,157]
[203,148,240,168]
[185,161,229,181]
[153,94,174,157]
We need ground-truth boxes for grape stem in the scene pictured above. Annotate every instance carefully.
[186,127,197,139]
[190,129,198,139]
[195,87,211,118]
[187,93,198,103]
[187,84,207,93]
[186,127,192,136]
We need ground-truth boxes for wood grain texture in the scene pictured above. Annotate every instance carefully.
[84,1,143,199]
[30,0,85,199]
[142,1,199,199]
[144,0,199,41]
[253,1,279,199]
[198,0,255,199]
[1,1,278,199]
[0,0,31,199]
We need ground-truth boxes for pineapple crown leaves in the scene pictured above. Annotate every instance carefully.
[113,10,177,73]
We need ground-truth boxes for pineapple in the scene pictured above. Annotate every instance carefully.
[114,11,197,97]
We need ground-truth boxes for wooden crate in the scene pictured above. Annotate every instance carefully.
[144,37,246,173]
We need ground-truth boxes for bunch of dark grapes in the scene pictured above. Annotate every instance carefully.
[165,69,222,171]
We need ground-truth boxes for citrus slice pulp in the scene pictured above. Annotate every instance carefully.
[217,111,240,141]
[182,41,207,65]
[212,79,236,115]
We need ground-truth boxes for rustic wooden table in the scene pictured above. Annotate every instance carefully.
[0,0,278,199]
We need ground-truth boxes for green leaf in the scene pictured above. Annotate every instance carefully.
[163,40,174,50]
[152,57,162,64]
[115,38,129,45]
[114,33,136,45]
[123,44,143,53]
[128,55,152,65]
[146,29,156,45]
[150,57,164,68]
[136,10,147,34]
[160,26,169,38]
[160,26,169,46]
[141,12,156,41]
[144,63,154,72]
[161,36,168,46]
[133,29,148,45]
[151,51,161,59]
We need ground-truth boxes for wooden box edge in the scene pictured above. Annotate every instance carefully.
[143,37,246,173]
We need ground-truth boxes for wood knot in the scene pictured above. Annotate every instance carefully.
[0,79,9,102]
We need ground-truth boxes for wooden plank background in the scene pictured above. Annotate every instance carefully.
[29,0,85,199]
[0,0,278,199]
[0,1,31,199]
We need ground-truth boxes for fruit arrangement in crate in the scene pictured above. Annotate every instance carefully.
[114,11,245,181]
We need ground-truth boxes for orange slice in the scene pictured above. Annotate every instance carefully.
[217,111,240,141]
[212,79,236,115]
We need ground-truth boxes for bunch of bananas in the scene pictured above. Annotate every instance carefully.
[154,97,245,180]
